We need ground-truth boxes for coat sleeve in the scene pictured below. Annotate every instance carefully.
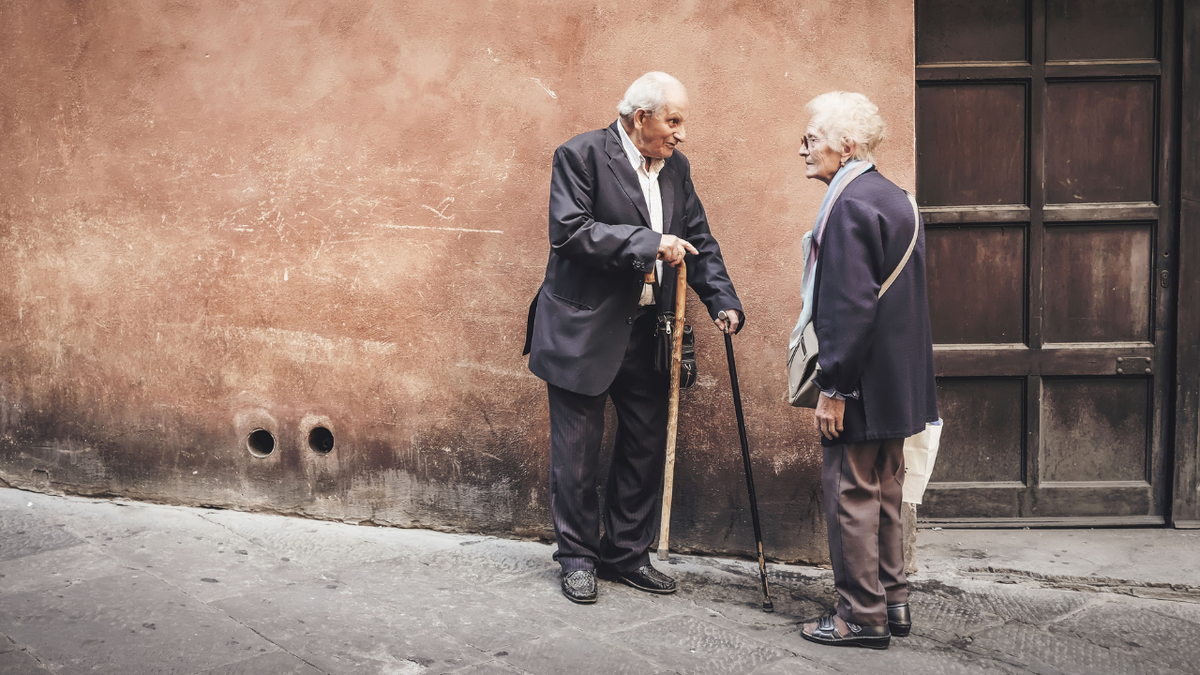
[678,160,745,329]
[548,143,660,273]
[813,191,886,395]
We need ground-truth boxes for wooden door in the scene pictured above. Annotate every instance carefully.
[915,0,1178,524]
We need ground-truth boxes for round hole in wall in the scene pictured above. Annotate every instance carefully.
[308,426,335,454]
[246,429,276,458]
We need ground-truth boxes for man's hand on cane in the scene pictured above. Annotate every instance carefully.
[657,234,697,267]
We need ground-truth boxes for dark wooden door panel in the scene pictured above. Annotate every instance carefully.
[917,0,1028,64]
[1042,224,1154,343]
[1032,486,1155,517]
[917,84,1027,206]
[923,486,1022,519]
[1046,0,1159,61]
[916,0,1175,524]
[930,378,1026,483]
[1045,80,1157,204]
[1041,377,1151,482]
[933,346,1155,377]
[927,226,1026,344]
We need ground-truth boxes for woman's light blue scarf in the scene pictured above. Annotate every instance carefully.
[789,160,873,350]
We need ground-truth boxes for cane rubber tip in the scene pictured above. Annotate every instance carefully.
[657,549,670,562]
[762,601,774,613]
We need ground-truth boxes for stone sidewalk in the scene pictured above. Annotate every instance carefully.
[1,487,1198,675]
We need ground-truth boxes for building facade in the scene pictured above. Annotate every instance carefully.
[1,1,1197,565]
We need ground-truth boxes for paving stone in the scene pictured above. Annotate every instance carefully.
[211,578,485,675]
[0,572,277,675]
[913,578,1094,625]
[199,509,471,570]
[1047,598,1200,674]
[192,650,327,675]
[499,628,672,675]
[968,620,1191,675]
[1133,597,1200,625]
[747,655,852,674]
[330,560,564,654]
[41,499,314,603]
[0,541,129,598]
[775,630,1033,675]
[612,614,791,675]
[680,593,818,644]
[907,590,1009,639]
[0,504,86,561]
[446,660,533,675]
[418,538,560,586]
[675,566,828,639]
[0,646,55,675]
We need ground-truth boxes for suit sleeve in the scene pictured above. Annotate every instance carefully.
[813,192,885,395]
[678,161,745,330]
[548,144,660,273]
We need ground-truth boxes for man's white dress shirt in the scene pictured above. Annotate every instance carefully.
[616,121,665,307]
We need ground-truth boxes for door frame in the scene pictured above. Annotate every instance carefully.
[1172,0,1200,528]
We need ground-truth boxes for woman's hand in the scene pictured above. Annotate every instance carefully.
[715,309,740,334]
[814,395,845,441]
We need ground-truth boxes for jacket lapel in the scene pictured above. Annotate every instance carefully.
[605,122,652,228]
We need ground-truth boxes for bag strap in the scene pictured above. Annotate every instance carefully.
[878,189,921,299]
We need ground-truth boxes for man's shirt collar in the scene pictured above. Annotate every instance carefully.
[616,120,665,175]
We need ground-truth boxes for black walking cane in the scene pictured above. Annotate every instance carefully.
[717,310,773,612]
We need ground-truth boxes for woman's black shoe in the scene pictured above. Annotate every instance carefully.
[801,614,890,650]
[887,603,912,637]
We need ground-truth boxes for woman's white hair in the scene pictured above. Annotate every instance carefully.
[617,72,684,121]
[805,91,886,163]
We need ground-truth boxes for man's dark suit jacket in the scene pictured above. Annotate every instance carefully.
[812,169,939,446]
[523,121,743,397]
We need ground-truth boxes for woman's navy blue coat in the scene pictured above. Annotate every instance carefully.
[811,169,939,446]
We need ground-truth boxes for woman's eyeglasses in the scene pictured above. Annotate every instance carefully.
[801,135,827,152]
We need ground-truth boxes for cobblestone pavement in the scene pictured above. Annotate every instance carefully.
[2,488,1198,675]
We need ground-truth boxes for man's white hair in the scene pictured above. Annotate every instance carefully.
[805,91,886,163]
[617,72,685,121]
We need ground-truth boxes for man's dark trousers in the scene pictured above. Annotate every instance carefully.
[822,438,908,626]
[548,311,667,574]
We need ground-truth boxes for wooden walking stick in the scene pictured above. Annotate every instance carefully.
[657,260,687,561]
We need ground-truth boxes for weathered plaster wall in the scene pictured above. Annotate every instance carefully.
[0,0,915,563]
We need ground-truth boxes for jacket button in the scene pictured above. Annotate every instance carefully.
[626,317,633,324]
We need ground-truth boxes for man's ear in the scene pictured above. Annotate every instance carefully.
[634,108,649,129]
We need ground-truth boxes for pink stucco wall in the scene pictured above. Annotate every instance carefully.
[0,0,914,562]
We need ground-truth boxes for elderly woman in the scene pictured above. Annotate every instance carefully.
[794,92,938,649]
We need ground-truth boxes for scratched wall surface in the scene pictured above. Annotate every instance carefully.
[0,0,914,563]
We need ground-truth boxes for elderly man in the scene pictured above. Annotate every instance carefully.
[523,72,744,603]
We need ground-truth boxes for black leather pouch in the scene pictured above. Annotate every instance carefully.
[654,312,674,375]
[654,314,697,390]
[680,325,697,389]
